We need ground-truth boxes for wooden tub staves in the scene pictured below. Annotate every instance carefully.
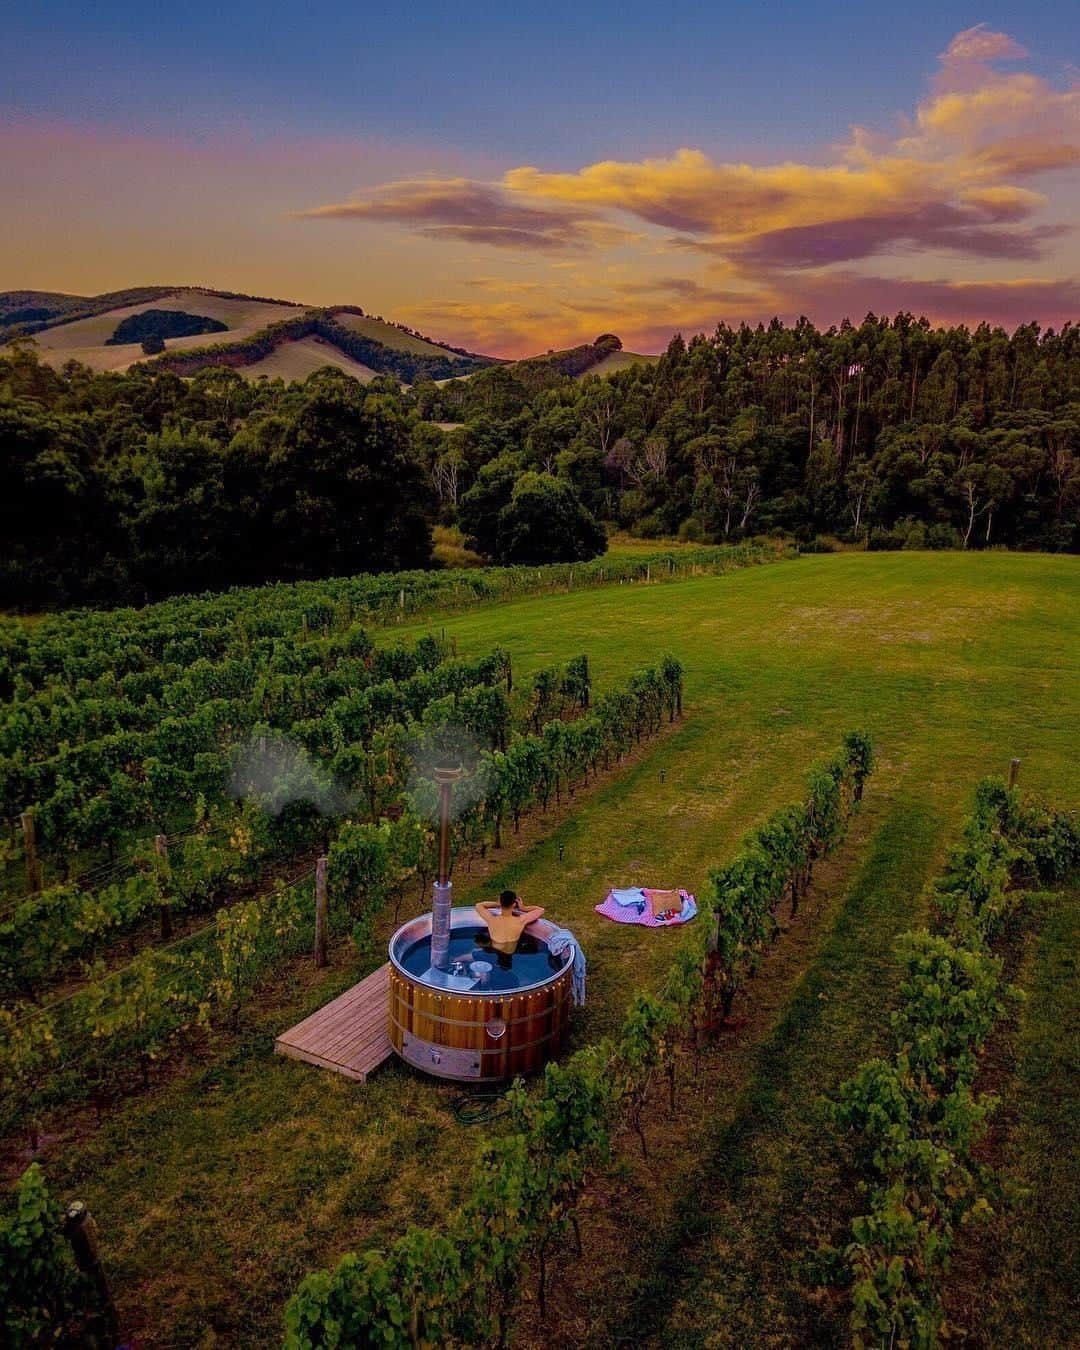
[387,908,574,1082]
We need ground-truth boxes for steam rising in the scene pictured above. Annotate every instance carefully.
[228,732,357,817]
[406,719,490,823]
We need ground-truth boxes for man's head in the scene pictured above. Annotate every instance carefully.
[499,890,518,911]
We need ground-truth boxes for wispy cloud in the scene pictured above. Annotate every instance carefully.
[294,25,1079,353]
[297,176,605,251]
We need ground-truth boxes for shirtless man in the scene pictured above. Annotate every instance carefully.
[475,890,545,955]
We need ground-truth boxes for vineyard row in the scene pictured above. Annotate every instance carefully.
[1,652,594,1000]
[281,729,874,1347]
[817,779,1080,1346]
[0,656,683,1144]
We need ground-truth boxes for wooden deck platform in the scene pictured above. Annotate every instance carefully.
[275,963,393,1082]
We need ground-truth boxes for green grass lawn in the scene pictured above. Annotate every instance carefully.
[17,552,1078,1347]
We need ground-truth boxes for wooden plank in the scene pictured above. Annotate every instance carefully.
[275,1042,375,1083]
[291,992,391,1053]
[276,1025,392,1082]
[306,1010,389,1058]
[283,966,389,1038]
[284,974,385,1041]
[274,963,393,1083]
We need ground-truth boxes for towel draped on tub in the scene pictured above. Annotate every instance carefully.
[547,926,587,1005]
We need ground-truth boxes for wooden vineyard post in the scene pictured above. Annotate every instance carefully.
[1008,757,1021,789]
[20,812,42,894]
[314,856,329,968]
[63,1202,118,1342]
[155,835,171,939]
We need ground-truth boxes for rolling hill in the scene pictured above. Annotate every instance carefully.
[16,289,304,373]
[236,335,378,383]
[577,347,658,377]
[1,285,659,384]
[0,287,496,382]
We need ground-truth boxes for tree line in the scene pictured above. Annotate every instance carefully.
[2,309,1077,609]
[419,313,1079,553]
[1,349,435,607]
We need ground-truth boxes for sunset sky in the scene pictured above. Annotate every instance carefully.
[4,3,1079,356]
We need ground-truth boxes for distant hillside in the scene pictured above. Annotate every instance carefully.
[1,286,659,386]
[237,336,378,383]
[329,308,481,362]
[576,347,658,377]
[0,286,177,337]
[509,335,658,382]
[143,308,495,383]
[0,286,304,343]
[0,286,497,383]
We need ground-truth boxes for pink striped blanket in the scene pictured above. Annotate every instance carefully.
[595,887,697,927]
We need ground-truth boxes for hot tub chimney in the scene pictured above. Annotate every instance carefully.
[430,766,463,970]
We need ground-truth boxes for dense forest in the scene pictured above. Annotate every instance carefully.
[420,313,1080,554]
[2,311,1078,608]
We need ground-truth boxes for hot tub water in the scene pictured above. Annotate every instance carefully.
[398,929,566,992]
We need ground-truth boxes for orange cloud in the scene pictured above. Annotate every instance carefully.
[297,27,1079,354]
[306,28,1077,276]
[939,24,1028,69]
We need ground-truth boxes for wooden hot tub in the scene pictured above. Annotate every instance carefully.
[387,907,573,1082]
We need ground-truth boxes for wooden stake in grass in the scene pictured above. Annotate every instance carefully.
[20,811,42,894]
[155,834,171,940]
[1009,757,1021,789]
[314,856,329,968]
[62,1202,118,1341]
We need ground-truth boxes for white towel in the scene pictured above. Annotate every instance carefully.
[610,887,647,908]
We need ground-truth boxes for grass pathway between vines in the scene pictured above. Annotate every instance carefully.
[8,553,1076,1347]
[608,793,945,1348]
[945,884,1080,1347]
[987,885,1080,1347]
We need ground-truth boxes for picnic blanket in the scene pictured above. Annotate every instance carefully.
[595,887,697,927]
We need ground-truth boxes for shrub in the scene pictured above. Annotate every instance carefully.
[0,1165,96,1347]
[677,516,706,542]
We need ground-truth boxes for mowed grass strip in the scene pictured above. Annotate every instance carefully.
[14,553,1077,1346]
[964,886,1080,1348]
[608,795,946,1349]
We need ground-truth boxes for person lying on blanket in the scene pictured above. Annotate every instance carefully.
[475,890,546,955]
